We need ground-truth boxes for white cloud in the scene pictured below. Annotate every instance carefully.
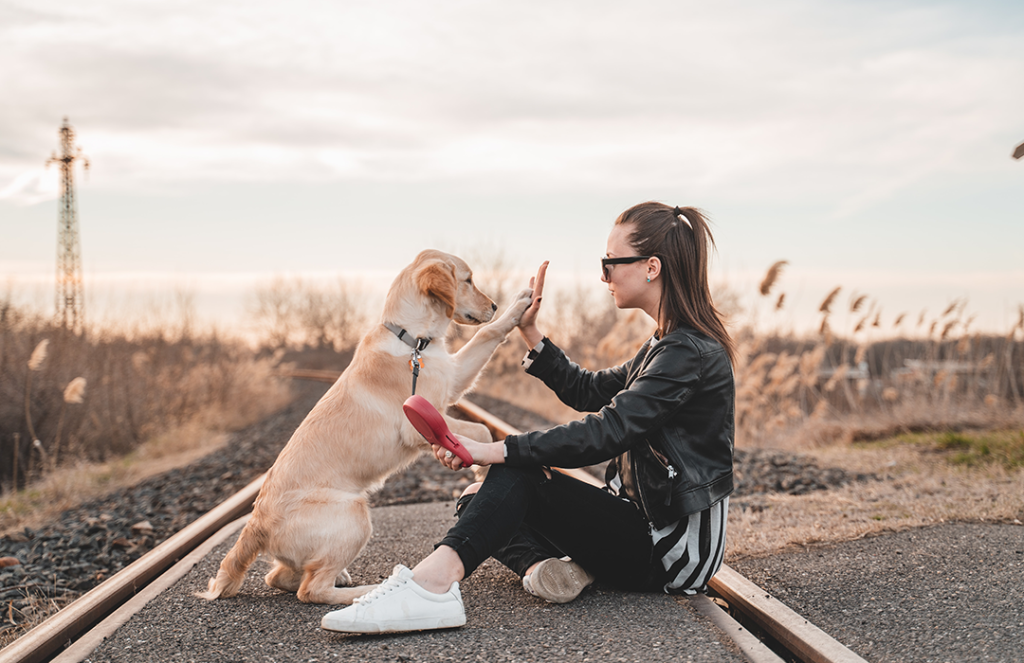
[2,0,1022,206]
[0,167,60,205]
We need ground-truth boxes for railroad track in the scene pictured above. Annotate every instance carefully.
[0,374,868,663]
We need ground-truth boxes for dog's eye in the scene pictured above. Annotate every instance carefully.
[465,278,472,284]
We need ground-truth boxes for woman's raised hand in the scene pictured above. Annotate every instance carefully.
[517,261,547,348]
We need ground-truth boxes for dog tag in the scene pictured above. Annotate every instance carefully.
[403,395,474,468]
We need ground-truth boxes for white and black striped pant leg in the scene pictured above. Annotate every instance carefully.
[651,496,729,594]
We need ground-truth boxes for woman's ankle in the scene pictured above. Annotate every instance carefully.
[411,545,465,594]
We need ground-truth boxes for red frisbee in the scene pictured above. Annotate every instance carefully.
[403,395,474,468]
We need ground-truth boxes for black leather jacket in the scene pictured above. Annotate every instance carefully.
[503,330,735,530]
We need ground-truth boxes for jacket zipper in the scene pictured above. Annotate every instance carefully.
[649,442,678,479]
[630,451,656,522]
[630,448,676,525]
[632,442,678,529]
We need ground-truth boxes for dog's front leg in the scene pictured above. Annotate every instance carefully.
[445,416,493,444]
[449,289,533,398]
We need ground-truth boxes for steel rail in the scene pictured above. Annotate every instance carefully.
[708,566,868,663]
[2,372,866,663]
[0,476,265,663]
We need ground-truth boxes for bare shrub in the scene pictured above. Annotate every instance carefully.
[472,282,637,422]
[0,300,292,494]
[248,276,368,352]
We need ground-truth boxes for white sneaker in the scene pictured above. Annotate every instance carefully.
[522,557,595,604]
[320,565,466,634]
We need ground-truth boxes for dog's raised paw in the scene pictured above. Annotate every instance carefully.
[494,289,534,329]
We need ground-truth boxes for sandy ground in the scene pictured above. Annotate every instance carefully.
[726,442,1024,561]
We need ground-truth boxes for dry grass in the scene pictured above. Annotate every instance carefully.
[0,595,77,649]
[0,299,295,507]
[0,274,376,528]
[726,440,1024,561]
[0,422,235,535]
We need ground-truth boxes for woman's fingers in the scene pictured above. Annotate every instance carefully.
[533,261,547,301]
[519,262,548,330]
[432,442,466,470]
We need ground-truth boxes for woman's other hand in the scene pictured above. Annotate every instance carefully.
[431,436,505,471]
[517,261,547,348]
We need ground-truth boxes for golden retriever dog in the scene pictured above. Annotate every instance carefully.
[199,250,532,605]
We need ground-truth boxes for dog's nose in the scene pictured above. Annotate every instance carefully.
[491,303,497,312]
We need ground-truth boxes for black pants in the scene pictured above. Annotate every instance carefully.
[437,464,659,591]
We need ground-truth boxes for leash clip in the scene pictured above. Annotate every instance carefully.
[409,349,424,395]
[409,351,424,373]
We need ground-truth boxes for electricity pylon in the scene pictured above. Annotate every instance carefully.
[45,117,89,333]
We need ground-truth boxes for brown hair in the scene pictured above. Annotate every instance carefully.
[615,202,736,364]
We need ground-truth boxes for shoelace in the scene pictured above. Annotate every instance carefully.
[353,573,407,605]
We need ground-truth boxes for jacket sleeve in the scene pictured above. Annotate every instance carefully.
[506,335,702,468]
[524,337,632,413]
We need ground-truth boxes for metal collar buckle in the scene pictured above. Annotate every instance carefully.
[384,323,432,395]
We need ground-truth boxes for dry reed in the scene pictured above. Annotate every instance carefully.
[468,259,1024,457]
[759,261,787,296]
[819,287,841,314]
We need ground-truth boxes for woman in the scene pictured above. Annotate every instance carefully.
[322,202,736,634]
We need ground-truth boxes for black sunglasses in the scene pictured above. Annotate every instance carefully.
[601,255,653,280]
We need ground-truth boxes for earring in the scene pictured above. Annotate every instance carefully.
[646,276,651,283]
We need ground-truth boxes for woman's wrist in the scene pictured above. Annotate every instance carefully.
[488,441,506,465]
[518,325,544,350]
[471,440,505,466]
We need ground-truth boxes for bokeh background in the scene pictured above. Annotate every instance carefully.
[1,0,1022,529]
[2,0,1023,331]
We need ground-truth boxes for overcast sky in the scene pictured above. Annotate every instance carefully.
[1,0,1022,332]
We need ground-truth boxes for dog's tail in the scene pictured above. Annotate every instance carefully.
[196,520,267,600]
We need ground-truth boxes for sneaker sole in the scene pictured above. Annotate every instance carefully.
[530,559,595,604]
[321,613,466,634]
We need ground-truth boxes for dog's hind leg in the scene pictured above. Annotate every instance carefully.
[297,561,376,605]
[265,561,303,593]
[294,493,373,604]
[197,520,266,600]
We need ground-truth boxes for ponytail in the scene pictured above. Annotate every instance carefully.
[615,202,736,365]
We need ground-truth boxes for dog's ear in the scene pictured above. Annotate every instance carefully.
[417,259,457,318]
